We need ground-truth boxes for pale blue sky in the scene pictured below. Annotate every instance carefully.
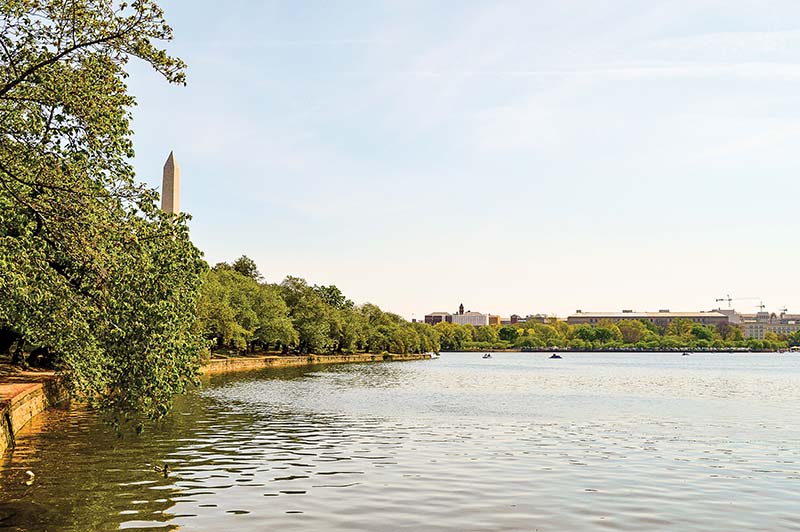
[129,1,800,319]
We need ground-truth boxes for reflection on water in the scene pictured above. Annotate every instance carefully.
[2,353,800,531]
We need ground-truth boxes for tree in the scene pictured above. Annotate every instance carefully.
[573,325,596,343]
[498,326,519,342]
[433,322,457,351]
[789,330,800,347]
[551,320,572,340]
[313,284,353,310]
[412,322,440,353]
[617,320,648,344]
[196,269,251,350]
[280,277,333,354]
[667,318,693,337]
[717,322,743,342]
[763,331,786,350]
[515,335,545,349]
[530,323,562,347]
[593,320,622,344]
[250,283,297,350]
[726,326,744,342]
[434,321,469,351]
[690,324,717,342]
[0,1,205,420]
[475,324,500,343]
[231,255,263,282]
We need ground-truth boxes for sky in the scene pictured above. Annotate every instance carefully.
[127,1,800,320]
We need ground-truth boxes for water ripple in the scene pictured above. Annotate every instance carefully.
[1,353,799,531]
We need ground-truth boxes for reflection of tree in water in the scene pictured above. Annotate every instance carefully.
[0,365,402,531]
[205,361,407,389]
[0,382,242,530]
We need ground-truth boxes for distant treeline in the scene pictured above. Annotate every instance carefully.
[434,318,797,352]
[200,257,797,356]
[197,256,438,356]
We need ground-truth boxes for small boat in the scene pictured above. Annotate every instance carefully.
[549,354,562,359]
[682,352,691,356]
[482,353,492,359]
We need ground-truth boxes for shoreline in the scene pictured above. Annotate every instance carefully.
[200,352,431,375]
[0,352,431,455]
[446,347,792,353]
[0,370,66,456]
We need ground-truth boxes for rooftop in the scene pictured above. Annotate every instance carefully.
[569,311,727,319]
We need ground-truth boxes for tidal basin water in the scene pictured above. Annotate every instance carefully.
[2,353,800,531]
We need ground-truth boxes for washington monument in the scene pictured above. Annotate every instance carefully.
[161,151,180,214]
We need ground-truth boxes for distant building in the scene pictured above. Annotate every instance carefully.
[526,314,548,324]
[510,314,523,324]
[567,310,730,329]
[488,315,502,326]
[715,308,741,325]
[740,311,800,339]
[424,312,452,326]
[452,311,489,327]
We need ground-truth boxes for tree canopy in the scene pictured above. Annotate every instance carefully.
[425,317,784,352]
[0,1,204,420]
[196,257,440,357]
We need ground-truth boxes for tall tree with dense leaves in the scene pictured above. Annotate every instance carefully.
[196,267,297,351]
[0,1,205,420]
[281,277,334,354]
[230,255,263,282]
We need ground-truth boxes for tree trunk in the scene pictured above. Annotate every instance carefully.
[0,327,20,356]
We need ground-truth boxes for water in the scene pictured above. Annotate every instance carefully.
[2,352,800,531]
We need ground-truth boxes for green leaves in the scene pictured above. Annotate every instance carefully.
[0,0,204,421]
[197,267,296,351]
[196,264,440,356]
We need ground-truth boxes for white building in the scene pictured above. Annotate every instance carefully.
[452,311,489,327]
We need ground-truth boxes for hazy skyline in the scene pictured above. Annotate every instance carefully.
[128,1,800,319]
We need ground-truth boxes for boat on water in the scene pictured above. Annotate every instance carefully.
[682,352,691,356]
[482,353,492,359]
[549,354,562,359]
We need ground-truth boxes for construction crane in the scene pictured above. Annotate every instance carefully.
[714,295,759,309]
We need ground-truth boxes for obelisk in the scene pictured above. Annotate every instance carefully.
[161,151,180,214]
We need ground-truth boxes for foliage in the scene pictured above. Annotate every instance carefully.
[0,0,205,419]
[498,326,519,342]
[438,318,784,352]
[789,330,800,347]
[195,263,440,356]
[618,320,649,344]
[313,284,354,310]
[230,255,263,282]
[666,318,694,337]
[196,266,295,351]
[474,324,500,343]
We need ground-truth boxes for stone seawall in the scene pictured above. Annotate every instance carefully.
[0,352,430,454]
[0,375,67,455]
[201,352,431,375]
